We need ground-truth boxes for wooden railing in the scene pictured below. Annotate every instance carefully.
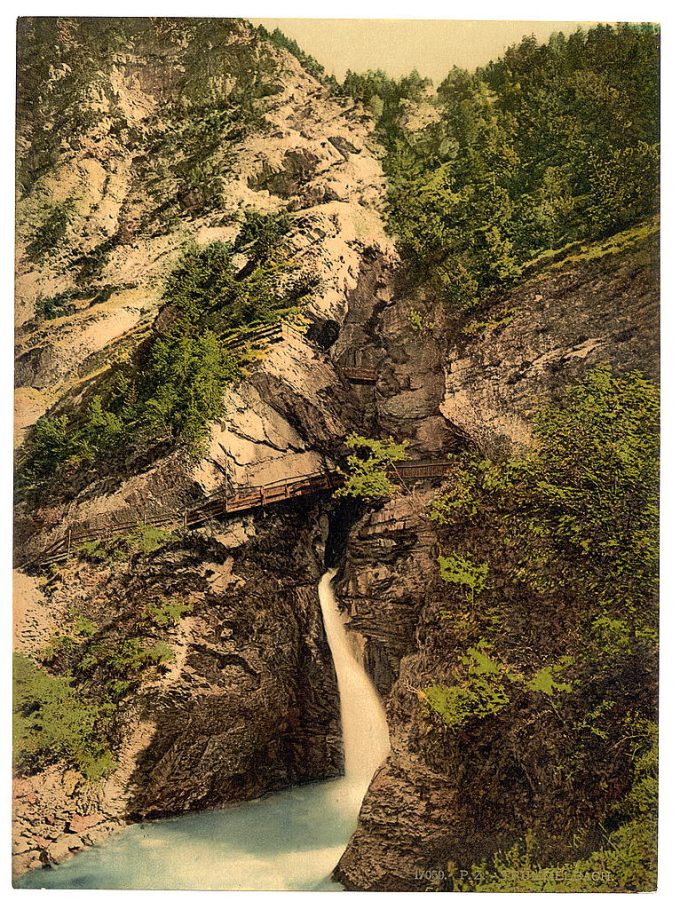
[391,460,453,479]
[18,460,453,571]
[343,367,379,384]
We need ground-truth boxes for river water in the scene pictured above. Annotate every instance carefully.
[18,569,390,890]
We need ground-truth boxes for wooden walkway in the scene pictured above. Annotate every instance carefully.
[18,460,453,571]
[343,366,378,384]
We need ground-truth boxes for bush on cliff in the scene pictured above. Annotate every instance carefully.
[13,654,115,780]
[425,366,658,886]
[335,434,409,500]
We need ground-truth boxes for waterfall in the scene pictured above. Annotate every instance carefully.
[19,571,391,891]
[318,569,390,799]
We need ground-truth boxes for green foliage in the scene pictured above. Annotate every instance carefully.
[76,538,118,564]
[16,416,71,493]
[334,434,409,501]
[13,654,115,780]
[34,288,86,321]
[438,552,488,602]
[424,643,511,728]
[234,209,291,261]
[427,367,657,882]
[144,600,193,628]
[451,733,657,892]
[433,366,659,624]
[78,635,175,704]
[17,393,126,495]
[78,524,178,564]
[178,160,224,215]
[519,365,659,618]
[407,307,434,333]
[256,25,326,81]
[380,24,659,309]
[26,200,73,260]
[106,638,174,674]
[136,330,229,452]
[74,237,116,286]
[33,285,122,322]
[526,657,574,695]
[123,524,178,555]
[17,226,312,495]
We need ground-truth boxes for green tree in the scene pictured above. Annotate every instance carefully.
[136,331,229,452]
[335,434,409,500]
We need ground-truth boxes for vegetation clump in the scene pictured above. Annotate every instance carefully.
[424,643,512,728]
[26,200,74,261]
[13,654,115,780]
[256,25,327,81]
[437,551,488,603]
[17,215,316,498]
[335,434,409,500]
[77,524,179,564]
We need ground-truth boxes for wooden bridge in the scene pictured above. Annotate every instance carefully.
[342,366,379,384]
[18,460,453,571]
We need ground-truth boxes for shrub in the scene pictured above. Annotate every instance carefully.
[77,524,178,564]
[438,552,488,603]
[13,654,115,780]
[424,644,512,729]
[26,201,73,260]
[234,209,291,261]
[335,434,409,500]
[145,600,193,628]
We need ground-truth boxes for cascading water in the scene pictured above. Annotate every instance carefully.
[18,569,389,891]
[318,568,390,795]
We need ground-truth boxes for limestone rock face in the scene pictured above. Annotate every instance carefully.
[14,17,396,565]
[13,19,385,876]
[440,233,660,452]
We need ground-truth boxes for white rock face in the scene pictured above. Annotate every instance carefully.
[15,23,398,546]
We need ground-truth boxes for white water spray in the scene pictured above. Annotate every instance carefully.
[317,568,390,800]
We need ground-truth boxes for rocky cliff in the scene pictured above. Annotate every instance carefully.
[14,17,659,890]
[334,224,660,891]
[13,17,394,876]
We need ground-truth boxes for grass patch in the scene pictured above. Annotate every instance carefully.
[77,524,179,564]
[521,217,659,278]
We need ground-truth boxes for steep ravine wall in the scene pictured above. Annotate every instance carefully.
[13,19,397,876]
[13,20,660,888]
[333,230,660,891]
[13,503,345,875]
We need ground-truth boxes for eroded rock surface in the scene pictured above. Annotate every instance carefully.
[441,233,660,451]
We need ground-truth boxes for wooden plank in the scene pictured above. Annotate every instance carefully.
[24,460,454,568]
